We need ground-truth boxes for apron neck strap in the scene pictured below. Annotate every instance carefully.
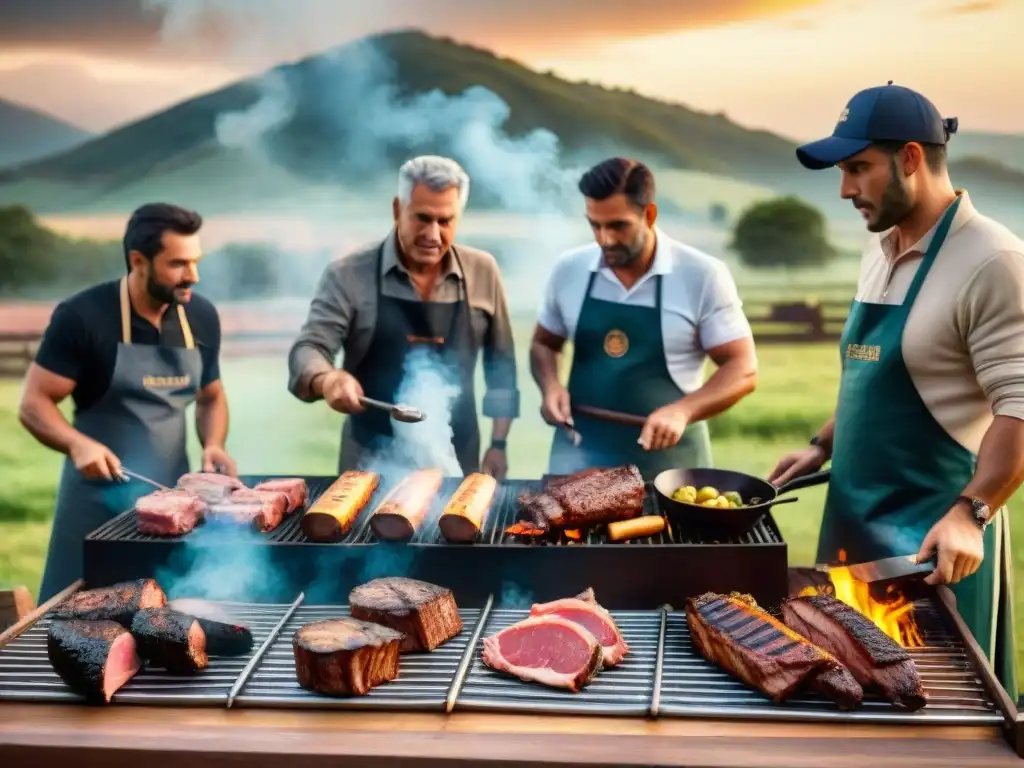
[903,195,962,307]
[377,238,471,308]
[119,276,196,350]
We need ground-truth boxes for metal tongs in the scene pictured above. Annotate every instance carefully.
[119,468,169,490]
[359,396,426,423]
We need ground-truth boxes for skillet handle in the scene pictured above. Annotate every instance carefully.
[768,496,800,507]
[776,469,830,495]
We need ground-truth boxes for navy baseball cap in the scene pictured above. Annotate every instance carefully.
[796,82,958,170]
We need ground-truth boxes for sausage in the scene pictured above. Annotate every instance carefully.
[301,471,380,542]
[369,469,443,541]
[438,473,497,543]
[607,515,666,542]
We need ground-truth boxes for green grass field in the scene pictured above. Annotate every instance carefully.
[1,329,1022,687]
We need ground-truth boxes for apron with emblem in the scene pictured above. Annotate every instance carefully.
[547,269,713,480]
[339,242,480,476]
[38,277,202,602]
[819,196,1018,696]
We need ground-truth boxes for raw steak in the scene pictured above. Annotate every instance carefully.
[782,594,926,710]
[207,488,289,532]
[135,489,205,536]
[481,615,603,692]
[686,592,863,710]
[53,579,167,629]
[176,472,245,504]
[293,617,404,696]
[254,478,308,514]
[529,596,629,667]
[544,465,645,528]
[130,607,208,673]
[349,577,462,652]
[47,619,141,704]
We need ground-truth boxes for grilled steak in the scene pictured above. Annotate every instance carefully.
[518,491,566,530]
[529,596,629,667]
[177,472,245,504]
[135,489,206,536]
[348,577,462,652]
[482,615,603,692]
[293,617,404,696]
[130,607,209,673]
[168,598,254,657]
[782,594,926,710]
[47,619,141,704]
[53,579,167,628]
[544,465,645,528]
[208,488,289,532]
[686,592,863,710]
[254,478,308,514]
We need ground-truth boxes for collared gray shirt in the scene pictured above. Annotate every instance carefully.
[288,229,520,419]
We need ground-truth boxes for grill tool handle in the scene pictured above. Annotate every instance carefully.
[119,468,170,491]
[359,396,425,423]
[573,404,646,428]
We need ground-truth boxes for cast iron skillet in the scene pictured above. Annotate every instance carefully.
[652,468,831,536]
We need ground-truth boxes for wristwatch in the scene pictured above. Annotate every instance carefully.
[955,495,992,530]
[490,439,508,451]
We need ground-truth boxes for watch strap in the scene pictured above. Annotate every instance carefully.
[955,495,991,530]
[490,439,508,451]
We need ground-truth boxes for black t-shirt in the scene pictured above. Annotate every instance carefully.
[35,279,222,412]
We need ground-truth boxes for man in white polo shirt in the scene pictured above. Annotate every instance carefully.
[530,157,758,478]
[769,83,1023,696]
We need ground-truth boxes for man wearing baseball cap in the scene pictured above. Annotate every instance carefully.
[770,82,1024,696]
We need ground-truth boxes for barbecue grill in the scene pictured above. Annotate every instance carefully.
[84,474,790,610]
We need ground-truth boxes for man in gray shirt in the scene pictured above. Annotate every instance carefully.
[287,156,520,479]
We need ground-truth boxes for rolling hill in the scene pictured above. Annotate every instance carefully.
[0,99,92,170]
[949,131,1024,174]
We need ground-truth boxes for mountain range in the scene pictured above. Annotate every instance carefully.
[0,31,1020,229]
[0,99,92,170]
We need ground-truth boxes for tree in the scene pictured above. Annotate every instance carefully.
[729,196,836,269]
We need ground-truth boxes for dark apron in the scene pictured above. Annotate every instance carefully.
[548,270,713,480]
[38,277,201,602]
[339,242,480,476]
[819,196,1018,696]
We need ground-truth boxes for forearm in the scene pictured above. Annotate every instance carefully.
[813,417,836,457]
[961,415,1024,509]
[195,392,229,448]
[530,343,562,393]
[679,358,757,423]
[18,395,86,455]
[288,344,337,402]
[490,417,511,442]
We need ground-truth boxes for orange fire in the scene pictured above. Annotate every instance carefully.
[800,549,924,648]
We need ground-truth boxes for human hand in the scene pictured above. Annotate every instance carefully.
[202,445,238,477]
[638,402,691,451]
[917,503,985,585]
[540,384,572,428]
[480,447,508,482]
[322,371,366,414]
[768,446,828,487]
[69,436,122,481]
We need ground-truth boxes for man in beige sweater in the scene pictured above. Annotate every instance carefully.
[770,83,1023,696]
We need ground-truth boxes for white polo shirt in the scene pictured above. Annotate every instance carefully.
[537,227,753,394]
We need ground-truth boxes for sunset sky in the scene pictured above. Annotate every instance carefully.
[0,0,1020,139]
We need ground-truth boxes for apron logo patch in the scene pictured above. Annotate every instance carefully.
[845,343,881,362]
[143,374,192,389]
[603,329,629,358]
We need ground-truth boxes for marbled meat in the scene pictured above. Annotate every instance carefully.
[47,619,141,704]
[481,615,603,692]
[293,617,404,696]
[254,478,308,514]
[53,579,167,629]
[686,592,863,710]
[208,488,289,532]
[349,577,462,652]
[782,594,925,710]
[130,607,209,673]
[529,596,629,667]
[135,489,205,536]
[176,472,244,504]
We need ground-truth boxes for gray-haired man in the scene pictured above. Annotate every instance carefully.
[287,155,520,479]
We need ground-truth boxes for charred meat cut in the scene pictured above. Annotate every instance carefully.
[293,618,403,696]
[176,472,245,504]
[47,619,141,704]
[167,599,254,657]
[543,465,645,529]
[135,490,205,536]
[482,615,603,692]
[686,592,863,710]
[348,577,462,652]
[53,579,167,629]
[529,596,629,667]
[782,594,926,710]
[130,607,208,673]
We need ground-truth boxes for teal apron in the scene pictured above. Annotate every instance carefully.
[38,278,201,602]
[547,269,712,480]
[819,196,1018,697]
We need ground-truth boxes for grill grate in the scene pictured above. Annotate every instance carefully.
[656,598,1003,725]
[0,599,299,706]
[231,604,489,710]
[86,476,783,548]
[454,608,663,716]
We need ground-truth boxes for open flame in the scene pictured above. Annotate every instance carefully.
[800,549,924,648]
